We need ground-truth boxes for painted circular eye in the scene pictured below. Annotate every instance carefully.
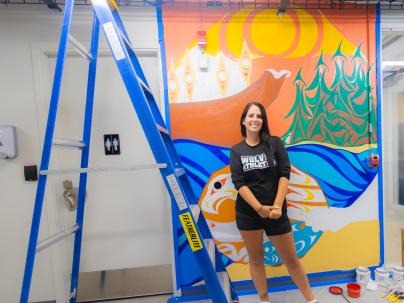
[213,181,222,190]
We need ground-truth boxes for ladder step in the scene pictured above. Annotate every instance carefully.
[190,204,201,222]
[217,271,232,303]
[68,288,77,300]
[204,239,216,269]
[157,124,169,135]
[53,138,86,149]
[117,28,133,51]
[115,28,153,95]
[175,168,186,177]
[40,163,168,175]
[68,34,93,61]
[37,224,79,252]
[137,75,153,95]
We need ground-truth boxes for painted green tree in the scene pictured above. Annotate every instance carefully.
[283,42,377,147]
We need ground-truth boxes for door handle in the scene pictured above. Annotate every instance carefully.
[63,180,78,211]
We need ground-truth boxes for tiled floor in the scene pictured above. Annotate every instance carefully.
[97,283,390,303]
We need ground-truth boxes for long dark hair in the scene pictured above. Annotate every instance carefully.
[240,102,271,143]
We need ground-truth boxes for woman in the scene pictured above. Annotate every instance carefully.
[230,102,319,303]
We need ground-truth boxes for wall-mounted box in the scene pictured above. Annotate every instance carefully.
[0,126,18,159]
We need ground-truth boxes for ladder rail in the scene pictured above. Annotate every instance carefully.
[103,17,194,298]
[111,19,166,129]
[110,8,149,86]
[92,4,230,302]
[94,10,174,177]
[160,135,198,204]
[20,0,76,301]
[40,163,167,175]
[110,7,170,138]
[201,214,239,301]
[20,2,237,302]
[69,14,100,303]
[111,8,168,145]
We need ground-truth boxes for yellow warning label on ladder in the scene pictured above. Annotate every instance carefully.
[179,212,204,252]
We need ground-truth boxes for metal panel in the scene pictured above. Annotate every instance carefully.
[77,265,173,302]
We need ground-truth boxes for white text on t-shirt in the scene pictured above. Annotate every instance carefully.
[241,153,269,172]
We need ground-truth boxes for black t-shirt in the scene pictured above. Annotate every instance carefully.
[230,136,291,215]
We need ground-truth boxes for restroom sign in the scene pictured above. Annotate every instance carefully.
[104,134,121,155]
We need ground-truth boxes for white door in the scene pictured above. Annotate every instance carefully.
[35,48,172,300]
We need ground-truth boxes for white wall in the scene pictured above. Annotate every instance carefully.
[383,83,404,267]
[0,6,170,302]
[1,6,404,303]
[382,10,404,268]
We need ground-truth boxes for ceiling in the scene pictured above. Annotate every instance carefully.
[2,0,403,82]
[1,0,404,9]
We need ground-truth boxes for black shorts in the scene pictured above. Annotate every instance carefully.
[236,210,292,236]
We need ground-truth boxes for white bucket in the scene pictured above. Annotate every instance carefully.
[356,266,371,285]
[375,267,390,287]
[392,266,404,282]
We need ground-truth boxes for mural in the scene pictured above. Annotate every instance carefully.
[162,8,380,286]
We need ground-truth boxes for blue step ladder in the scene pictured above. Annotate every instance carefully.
[19,1,238,302]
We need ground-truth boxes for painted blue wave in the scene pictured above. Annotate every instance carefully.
[174,139,230,197]
[287,144,378,208]
[173,140,377,285]
[264,222,322,266]
[174,140,378,209]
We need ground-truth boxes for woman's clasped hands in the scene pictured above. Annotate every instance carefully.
[257,205,282,219]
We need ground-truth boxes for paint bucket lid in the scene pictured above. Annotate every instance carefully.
[393,266,404,273]
[376,267,388,274]
[357,266,370,273]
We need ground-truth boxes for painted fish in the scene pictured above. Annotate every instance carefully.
[198,164,327,264]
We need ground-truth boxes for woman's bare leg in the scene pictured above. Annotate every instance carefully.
[269,232,315,301]
[240,229,270,302]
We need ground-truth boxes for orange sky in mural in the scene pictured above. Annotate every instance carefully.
[170,70,287,146]
[163,8,377,140]
[163,9,228,65]
[163,9,375,62]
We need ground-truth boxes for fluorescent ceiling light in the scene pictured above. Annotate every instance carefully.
[382,61,404,68]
